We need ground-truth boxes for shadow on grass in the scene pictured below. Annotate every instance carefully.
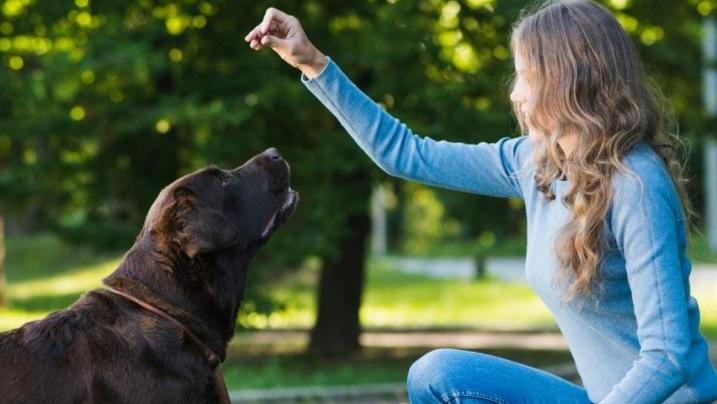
[221,345,576,390]
[5,234,122,283]
[9,291,85,313]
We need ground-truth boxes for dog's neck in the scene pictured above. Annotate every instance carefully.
[102,239,251,362]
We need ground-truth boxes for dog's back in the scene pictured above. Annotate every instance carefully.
[0,293,104,403]
[0,291,216,404]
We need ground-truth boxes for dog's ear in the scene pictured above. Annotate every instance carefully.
[156,187,239,258]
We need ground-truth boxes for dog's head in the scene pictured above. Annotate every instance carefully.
[142,147,298,259]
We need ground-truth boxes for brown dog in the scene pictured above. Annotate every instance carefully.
[0,147,298,403]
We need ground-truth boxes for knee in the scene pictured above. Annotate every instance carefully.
[407,349,460,403]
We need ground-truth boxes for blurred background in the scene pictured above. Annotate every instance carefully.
[0,0,716,402]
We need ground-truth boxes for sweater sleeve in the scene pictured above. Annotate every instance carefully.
[300,57,532,199]
[600,153,692,403]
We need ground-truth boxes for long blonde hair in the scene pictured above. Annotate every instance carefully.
[510,0,696,301]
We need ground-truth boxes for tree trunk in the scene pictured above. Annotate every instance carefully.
[309,206,371,357]
[0,216,7,307]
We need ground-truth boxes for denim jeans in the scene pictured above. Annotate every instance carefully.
[407,349,592,404]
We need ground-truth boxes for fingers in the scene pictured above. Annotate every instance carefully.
[248,34,286,52]
[259,35,287,50]
[244,25,261,42]
[244,21,267,43]
[244,7,286,42]
[260,7,290,35]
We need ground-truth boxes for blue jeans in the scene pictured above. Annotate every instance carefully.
[407,349,593,403]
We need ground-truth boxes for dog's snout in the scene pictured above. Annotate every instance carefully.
[264,147,281,161]
[234,148,290,193]
[263,148,289,192]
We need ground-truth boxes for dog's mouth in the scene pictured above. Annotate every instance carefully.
[260,189,299,239]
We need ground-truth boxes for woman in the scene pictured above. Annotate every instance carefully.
[245,1,717,402]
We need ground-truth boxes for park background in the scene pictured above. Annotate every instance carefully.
[1,0,716,401]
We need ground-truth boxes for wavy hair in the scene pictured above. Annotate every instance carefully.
[510,0,696,302]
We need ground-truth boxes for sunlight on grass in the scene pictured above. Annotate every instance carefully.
[240,256,556,330]
[0,234,122,331]
[695,289,717,340]
[9,259,120,299]
[0,257,120,331]
[360,258,555,328]
[1,234,715,341]
[0,307,47,331]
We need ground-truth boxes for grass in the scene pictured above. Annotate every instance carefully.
[252,257,556,330]
[222,348,419,389]
[219,347,576,389]
[0,234,121,331]
[2,234,716,336]
[689,231,717,264]
[0,235,557,332]
[0,233,715,390]
[400,236,528,257]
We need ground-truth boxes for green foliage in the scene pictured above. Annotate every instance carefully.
[401,183,461,253]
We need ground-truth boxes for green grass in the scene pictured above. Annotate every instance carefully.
[246,255,717,337]
[222,349,418,389]
[0,234,121,331]
[219,347,575,389]
[689,231,717,264]
[365,259,554,328]
[2,234,716,336]
[250,258,556,330]
[399,236,528,257]
[0,234,553,332]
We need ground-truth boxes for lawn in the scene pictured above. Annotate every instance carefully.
[1,234,715,390]
[219,346,576,389]
[0,234,558,332]
[252,256,557,330]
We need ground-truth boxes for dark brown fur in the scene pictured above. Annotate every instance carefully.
[0,148,298,403]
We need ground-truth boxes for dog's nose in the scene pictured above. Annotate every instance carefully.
[263,147,281,161]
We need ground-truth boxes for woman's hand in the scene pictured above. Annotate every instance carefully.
[244,7,328,79]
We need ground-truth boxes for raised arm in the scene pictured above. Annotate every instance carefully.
[246,7,533,199]
[301,58,531,198]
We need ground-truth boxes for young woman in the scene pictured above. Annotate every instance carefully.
[245,1,717,402]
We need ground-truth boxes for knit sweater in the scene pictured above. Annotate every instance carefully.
[301,57,717,403]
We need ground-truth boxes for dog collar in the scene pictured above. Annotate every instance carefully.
[104,286,231,404]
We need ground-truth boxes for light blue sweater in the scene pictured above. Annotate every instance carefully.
[301,57,717,403]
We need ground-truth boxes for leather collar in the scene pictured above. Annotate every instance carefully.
[103,284,231,404]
